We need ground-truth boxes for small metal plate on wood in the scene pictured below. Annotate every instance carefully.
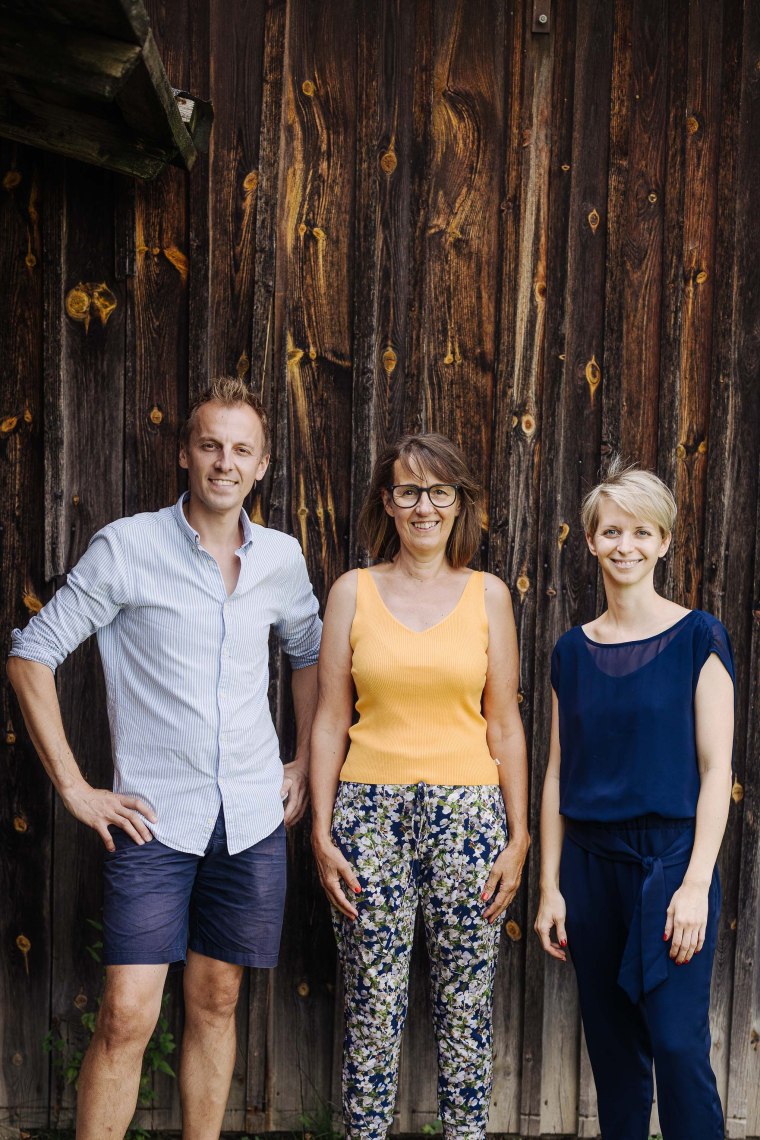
[532,0,551,33]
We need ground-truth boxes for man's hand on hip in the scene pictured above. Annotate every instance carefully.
[280,761,309,828]
[62,784,158,850]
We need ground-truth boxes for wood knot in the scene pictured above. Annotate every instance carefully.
[237,352,250,379]
[11,1053,22,1067]
[162,246,188,282]
[13,816,27,832]
[546,585,557,597]
[65,282,117,333]
[72,494,80,507]
[558,522,570,549]
[6,725,17,745]
[697,439,707,454]
[1,415,18,434]
[382,347,397,375]
[648,191,658,203]
[296,980,310,997]
[732,780,744,803]
[585,355,601,399]
[2,170,21,191]
[695,269,708,284]
[24,404,32,424]
[25,252,37,268]
[587,208,601,234]
[16,934,31,972]
[561,163,570,172]
[298,223,308,238]
[309,346,317,360]
[149,406,163,425]
[511,414,518,428]
[534,281,546,300]
[301,80,316,97]
[676,443,687,459]
[505,920,522,941]
[73,990,88,1011]
[22,590,42,615]
[686,114,700,135]
[243,171,259,193]
[287,348,305,366]
[312,226,326,242]
[516,575,530,597]
[521,413,536,437]
[380,149,397,175]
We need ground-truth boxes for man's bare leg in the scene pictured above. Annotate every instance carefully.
[76,963,169,1140]
[179,950,244,1140]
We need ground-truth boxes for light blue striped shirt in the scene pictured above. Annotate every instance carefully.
[10,495,322,855]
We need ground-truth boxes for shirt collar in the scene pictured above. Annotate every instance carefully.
[172,492,255,552]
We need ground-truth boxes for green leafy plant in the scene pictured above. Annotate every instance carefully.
[420,1122,443,1136]
[297,1091,343,1140]
[43,919,176,1140]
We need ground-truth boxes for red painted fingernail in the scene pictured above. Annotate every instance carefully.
[353,886,362,894]
[480,891,489,901]
[560,940,567,948]
[663,933,669,941]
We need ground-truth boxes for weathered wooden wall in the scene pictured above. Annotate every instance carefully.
[2,0,759,1135]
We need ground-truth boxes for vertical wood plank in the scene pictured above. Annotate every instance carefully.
[720,0,760,1133]
[49,158,126,1128]
[602,0,667,466]
[351,0,418,564]
[0,139,50,1132]
[488,0,552,1130]
[517,0,578,1132]
[268,0,357,1127]
[659,0,723,607]
[207,0,267,381]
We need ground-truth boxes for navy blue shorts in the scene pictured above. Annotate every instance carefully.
[102,810,286,968]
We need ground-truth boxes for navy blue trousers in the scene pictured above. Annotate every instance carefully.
[560,817,724,1140]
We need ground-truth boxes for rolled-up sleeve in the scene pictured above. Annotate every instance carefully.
[9,527,130,671]
[274,544,322,669]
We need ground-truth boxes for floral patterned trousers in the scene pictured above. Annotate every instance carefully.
[331,781,508,1140]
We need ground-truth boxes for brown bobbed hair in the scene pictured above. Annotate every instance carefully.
[180,376,271,452]
[358,433,482,569]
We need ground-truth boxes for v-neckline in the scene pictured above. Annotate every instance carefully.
[364,568,477,634]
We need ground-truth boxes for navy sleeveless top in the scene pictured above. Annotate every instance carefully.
[551,610,735,822]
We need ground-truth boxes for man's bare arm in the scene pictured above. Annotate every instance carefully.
[6,656,157,849]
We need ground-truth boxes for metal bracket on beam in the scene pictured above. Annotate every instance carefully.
[532,0,551,34]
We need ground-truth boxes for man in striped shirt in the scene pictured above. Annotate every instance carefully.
[8,377,322,1140]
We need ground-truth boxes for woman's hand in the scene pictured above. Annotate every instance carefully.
[534,888,568,961]
[664,878,709,964]
[312,831,362,921]
[482,834,530,922]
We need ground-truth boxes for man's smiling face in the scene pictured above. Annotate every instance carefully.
[179,400,270,520]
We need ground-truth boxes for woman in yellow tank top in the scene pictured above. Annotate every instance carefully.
[311,433,529,1140]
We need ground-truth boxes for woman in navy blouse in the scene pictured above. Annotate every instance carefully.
[534,460,735,1140]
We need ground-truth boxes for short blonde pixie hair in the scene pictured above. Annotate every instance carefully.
[581,457,677,538]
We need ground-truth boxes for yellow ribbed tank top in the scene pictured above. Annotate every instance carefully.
[339,568,499,786]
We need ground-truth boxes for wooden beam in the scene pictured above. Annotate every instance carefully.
[0,86,173,179]
[0,0,149,45]
[114,30,198,169]
[0,16,141,102]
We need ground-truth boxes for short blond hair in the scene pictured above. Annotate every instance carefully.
[180,377,270,451]
[581,457,677,537]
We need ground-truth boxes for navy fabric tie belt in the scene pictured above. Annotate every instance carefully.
[565,819,695,1004]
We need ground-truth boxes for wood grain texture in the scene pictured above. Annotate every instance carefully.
[0,139,50,1130]
[3,1,760,1134]
[602,0,667,467]
[49,159,126,1127]
[207,0,267,380]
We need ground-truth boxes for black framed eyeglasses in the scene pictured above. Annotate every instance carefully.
[387,483,459,508]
